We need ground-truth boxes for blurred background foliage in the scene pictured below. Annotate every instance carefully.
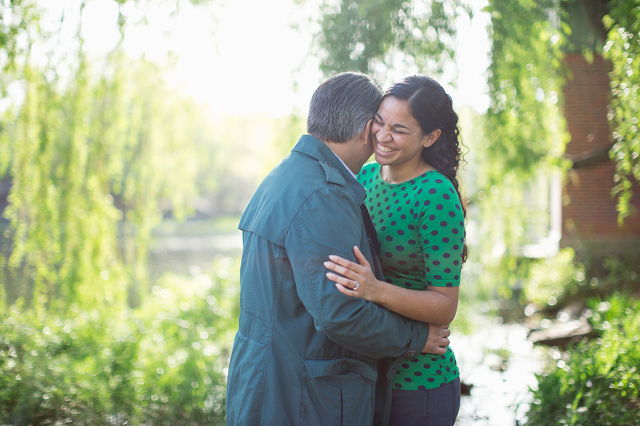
[0,265,239,425]
[603,1,640,224]
[1,0,639,424]
[526,293,640,425]
[0,0,245,423]
[309,0,470,85]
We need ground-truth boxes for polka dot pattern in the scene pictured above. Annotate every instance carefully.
[357,162,463,391]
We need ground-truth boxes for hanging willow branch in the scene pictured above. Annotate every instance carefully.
[0,0,216,311]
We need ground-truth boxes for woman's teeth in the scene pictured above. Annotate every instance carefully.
[378,143,395,153]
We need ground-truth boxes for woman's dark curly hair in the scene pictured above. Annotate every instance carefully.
[385,75,468,262]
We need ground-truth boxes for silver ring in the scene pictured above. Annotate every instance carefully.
[354,282,360,291]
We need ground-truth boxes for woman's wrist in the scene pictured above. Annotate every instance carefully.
[369,279,389,304]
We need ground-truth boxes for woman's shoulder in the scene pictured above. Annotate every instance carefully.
[413,171,456,195]
[415,172,463,223]
[422,170,449,184]
[357,161,380,186]
[417,171,463,210]
[424,171,457,191]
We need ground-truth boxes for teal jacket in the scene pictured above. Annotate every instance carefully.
[226,135,430,425]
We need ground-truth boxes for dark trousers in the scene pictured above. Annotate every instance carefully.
[388,377,461,426]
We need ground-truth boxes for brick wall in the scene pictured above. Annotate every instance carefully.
[561,53,640,250]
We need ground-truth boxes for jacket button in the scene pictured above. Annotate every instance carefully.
[404,350,417,357]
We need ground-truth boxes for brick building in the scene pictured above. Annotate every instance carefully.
[559,4,640,256]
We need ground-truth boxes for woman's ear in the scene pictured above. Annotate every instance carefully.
[422,129,441,148]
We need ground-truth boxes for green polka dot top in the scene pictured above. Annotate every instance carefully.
[357,162,463,390]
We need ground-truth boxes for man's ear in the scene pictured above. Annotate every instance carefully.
[422,129,441,148]
[362,118,374,145]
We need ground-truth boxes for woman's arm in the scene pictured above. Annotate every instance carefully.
[325,246,459,325]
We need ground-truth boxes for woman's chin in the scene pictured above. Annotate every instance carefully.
[374,153,396,166]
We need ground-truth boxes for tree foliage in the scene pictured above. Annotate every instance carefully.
[483,0,569,186]
[0,0,215,311]
[311,0,640,220]
[603,1,640,223]
[310,0,469,84]
[469,0,569,290]
[0,1,243,423]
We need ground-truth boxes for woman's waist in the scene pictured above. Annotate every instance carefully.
[397,346,457,370]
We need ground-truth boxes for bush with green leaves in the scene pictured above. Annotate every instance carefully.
[0,267,239,426]
[525,293,640,425]
[523,247,640,313]
[525,247,585,307]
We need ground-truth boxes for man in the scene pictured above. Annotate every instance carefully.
[226,72,450,425]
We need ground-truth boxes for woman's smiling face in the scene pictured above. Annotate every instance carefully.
[371,96,435,169]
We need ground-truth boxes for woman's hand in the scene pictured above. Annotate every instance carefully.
[324,246,382,302]
[423,324,450,354]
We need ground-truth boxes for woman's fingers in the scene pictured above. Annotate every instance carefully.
[327,254,366,275]
[352,246,371,268]
[324,259,362,282]
[334,283,360,298]
[324,250,373,298]
[423,324,451,354]
[325,271,359,290]
[432,345,448,355]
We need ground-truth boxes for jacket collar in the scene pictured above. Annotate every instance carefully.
[292,135,366,204]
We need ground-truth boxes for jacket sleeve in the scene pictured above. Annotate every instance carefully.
[285,185,430,359]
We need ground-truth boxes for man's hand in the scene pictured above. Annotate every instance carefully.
[421,324,450,354]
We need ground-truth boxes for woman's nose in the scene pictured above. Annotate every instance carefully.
[377,127,391,141]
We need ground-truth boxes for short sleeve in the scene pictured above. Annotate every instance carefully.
[417,177,464,287]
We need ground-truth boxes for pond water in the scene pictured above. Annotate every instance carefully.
[452,319,545,426]
[149,222,546,426]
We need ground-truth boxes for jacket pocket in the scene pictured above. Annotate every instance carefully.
[301,358,377,426]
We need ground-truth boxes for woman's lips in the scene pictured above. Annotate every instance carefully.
[377,143,396,153]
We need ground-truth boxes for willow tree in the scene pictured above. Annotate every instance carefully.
[308,0,470,85]
[476,0,570,294]
[0,0,216,311]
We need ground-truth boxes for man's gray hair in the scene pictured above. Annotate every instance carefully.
[307,72,383,143]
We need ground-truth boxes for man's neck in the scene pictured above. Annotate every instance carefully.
[323,140,366,176]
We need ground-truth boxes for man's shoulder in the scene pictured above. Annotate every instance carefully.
[239,151,352,245]
[267,150,341,195]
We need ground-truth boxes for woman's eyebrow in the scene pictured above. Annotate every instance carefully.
[375,113,410,130]
[392,123,410,130]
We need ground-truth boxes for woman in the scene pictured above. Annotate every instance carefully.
[324,75,466,425]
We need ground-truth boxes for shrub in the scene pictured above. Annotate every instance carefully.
[0,269,239,426]
[525,294,640,425]
[525,247,584,307]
